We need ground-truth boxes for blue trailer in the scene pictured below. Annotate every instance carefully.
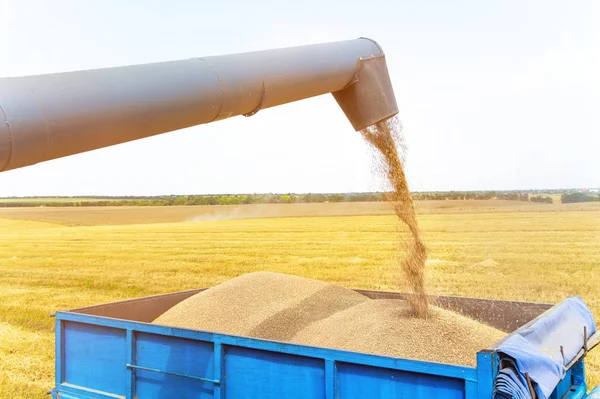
[50,288,599,399]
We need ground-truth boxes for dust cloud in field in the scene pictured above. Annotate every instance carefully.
[183,202,395,223]
[360,116,429,318]
[185,205,271,222]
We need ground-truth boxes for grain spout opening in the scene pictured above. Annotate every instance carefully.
[0,104,11,172]
[333,40,399,131]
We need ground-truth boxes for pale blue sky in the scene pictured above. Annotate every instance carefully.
[0,0,598,196]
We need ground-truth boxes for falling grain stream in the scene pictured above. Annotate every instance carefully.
[360,116,429,318]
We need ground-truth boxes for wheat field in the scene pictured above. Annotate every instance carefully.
[0,203,599,398]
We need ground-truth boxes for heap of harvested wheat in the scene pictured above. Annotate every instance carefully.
[153,272,505,366]
[292,299,505,366]
[153,272,369,341]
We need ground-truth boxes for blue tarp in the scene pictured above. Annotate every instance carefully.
[493,296,596,399]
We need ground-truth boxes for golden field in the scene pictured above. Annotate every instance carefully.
[0,201,599,398]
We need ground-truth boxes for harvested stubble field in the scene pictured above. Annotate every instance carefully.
[0,199,598,227]
[0,201,598,398]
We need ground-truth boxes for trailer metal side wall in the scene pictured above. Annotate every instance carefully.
[52,290,593,399]
[53,311,478,399]
[51,289,593,399]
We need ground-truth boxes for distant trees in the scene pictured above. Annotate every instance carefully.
[530,196,553,204]
[411,191,528,201]
[3,190,594,208]
[561,193,600,204]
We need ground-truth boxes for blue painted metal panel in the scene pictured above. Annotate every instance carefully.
[51,391,81,399]
[56,311,477,382]
[561,385,590,399]
[477,352,494,399]
[336,361,465,399]
[324,359,337,399]
[550,368,573,399]
[134,332,215,399]
[572,360,585,386]
[55,319,64,389]
[224,346,326,399]
[125,329,134,399]
[214,342,225,399]
[549,361,588,399]
[465,380,478,399]
[561,384,587,399]
[54,311,478,399]
[63,322,127,396]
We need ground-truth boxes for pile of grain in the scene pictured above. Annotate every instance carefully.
[292,299,506,366]
[153,272,369,340]
[360,117,429,317]
[153,272,505,366]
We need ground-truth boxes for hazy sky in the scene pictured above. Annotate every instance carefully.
[0,0,598,196]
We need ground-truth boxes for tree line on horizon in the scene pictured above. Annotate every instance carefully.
[1,190,598,207]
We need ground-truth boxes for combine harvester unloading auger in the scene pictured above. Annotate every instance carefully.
[1,39,598,399]
[0,38,396,171]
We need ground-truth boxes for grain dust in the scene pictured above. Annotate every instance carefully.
[360,116,429,317]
